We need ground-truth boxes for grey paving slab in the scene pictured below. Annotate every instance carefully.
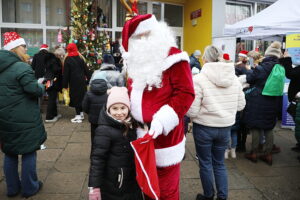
[69,131,91,143]
[180,161,200,179]
[44,136,70,149]
[180,178,201,200]
[37,149,63,162]
[228,189,267,200]
[43,172,86,194]
[31,194,80,200]
[227,169,254,190]
[54,143,90,173]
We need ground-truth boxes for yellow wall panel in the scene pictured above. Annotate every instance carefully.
[183,0,212,62]
[153,0,186,5]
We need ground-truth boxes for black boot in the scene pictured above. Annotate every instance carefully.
[196,193,214,200]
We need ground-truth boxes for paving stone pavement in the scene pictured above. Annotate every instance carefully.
[0,105,300,200]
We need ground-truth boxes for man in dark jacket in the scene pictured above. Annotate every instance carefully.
[31,44,49,79]
[189,50,201,71]
[280,51,300,153]
[0,32,46,198]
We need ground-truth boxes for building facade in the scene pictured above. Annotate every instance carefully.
[0,0,275,57]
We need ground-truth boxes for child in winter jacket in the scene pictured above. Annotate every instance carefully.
[82,74,108,144]
[88,87,144,200]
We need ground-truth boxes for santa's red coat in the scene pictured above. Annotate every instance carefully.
[128,47,195,167]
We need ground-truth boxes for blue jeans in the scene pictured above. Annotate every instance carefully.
[4,151,40,196]
[229,130,237,149]
[193,123,230,199]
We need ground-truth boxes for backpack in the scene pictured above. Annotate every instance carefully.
[262,64,285,96]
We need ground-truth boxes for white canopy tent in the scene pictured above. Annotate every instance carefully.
[223,0,300,40]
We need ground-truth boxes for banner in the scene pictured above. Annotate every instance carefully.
[286,33,300,65]
[281,78,295,129]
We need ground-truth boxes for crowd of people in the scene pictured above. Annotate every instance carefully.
[0,13,299,200]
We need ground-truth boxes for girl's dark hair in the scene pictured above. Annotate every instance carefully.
[122,113,139,136]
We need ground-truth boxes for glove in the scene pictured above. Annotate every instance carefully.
[149,119,163,139]
[62,88,70,106]
[89,187,101,200]
[296,92,300,99]
[37,77,45,84]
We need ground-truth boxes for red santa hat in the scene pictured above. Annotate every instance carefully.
[223,53,230,61]
[238,50,248,58]
[3,32,26,51]
[122,14,158,52]
[40,44,49,50]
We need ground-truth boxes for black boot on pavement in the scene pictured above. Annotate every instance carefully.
[196,193,214,200]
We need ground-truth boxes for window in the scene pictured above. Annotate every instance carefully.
[46,0,69,26]
[46,29,61,49]
[1,28,42,56]
[97,0,112,28]
[225,3,251,25]
[164,4,183,27]
[257,3,270,13]
[117,0,127,27]
[2,0,41,24]
[138,2,147,15]
[152,2,162,21]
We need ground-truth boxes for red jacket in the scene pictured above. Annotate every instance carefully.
[128,47,195,167]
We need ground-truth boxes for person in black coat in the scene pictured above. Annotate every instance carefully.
[63,43,91,123]
[44,50,63,122]
[280,51,300,152]
[82,77,108,144]
[88,87,144,200]
[31,44,49,79]
[240,41,282,165]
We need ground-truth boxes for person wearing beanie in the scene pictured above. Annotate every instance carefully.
[239,41,283,166]
[0,32,46,198]
[90,54,125,88]
[63,43,91,123]
[88,86,144,200]
[31,44,50,79]
[190,49,202,71]
[235,50,250,76]
[82,76,108,144]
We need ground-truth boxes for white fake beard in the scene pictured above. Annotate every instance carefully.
[126,22,176,90]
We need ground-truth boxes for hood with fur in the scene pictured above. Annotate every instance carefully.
[201,62,235,88]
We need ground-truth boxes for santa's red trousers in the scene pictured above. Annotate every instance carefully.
[145,164,181,200]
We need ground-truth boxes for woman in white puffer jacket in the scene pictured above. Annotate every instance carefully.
[187,45,245,200]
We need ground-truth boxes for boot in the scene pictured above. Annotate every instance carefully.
[271,144,281,154]
[224,149,230,159]
[259,153,272,166]
[245,152,257,163]
[196,194,214,200]
[230,148,236,159]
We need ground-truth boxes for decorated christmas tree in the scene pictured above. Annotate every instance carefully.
[66,0,110,70]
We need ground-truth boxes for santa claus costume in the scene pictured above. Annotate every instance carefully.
[121,14,195,200]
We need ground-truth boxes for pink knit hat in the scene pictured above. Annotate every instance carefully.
[107,87,130,110]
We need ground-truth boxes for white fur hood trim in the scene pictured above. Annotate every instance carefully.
[163,51,189,71]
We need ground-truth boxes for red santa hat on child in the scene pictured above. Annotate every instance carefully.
[40,44,49,50]
[238,50,248,58]
[3,32,26,51]
[121,14,158,52]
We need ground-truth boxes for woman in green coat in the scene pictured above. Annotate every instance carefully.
[0,32,46,198]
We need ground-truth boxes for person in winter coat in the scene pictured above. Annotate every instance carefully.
[190,50,202,71]
[31,44,49,79]
[91,54,125,87]
[280,51,300,153]
[187,45,245,200]
[44,50,63,122]
[82,73,108,144]
[63,43,91,123]
[88,87,144,200]
[0,32,46,198]
[239,41,283,165]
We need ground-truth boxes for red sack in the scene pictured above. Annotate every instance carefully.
[130,134,160,200]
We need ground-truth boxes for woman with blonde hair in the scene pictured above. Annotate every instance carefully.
[187,45,245,200]
[0,32,46,198]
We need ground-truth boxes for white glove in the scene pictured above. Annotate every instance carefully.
[37,77,45,84]
[296,92,300,99]
[149,119,163,139]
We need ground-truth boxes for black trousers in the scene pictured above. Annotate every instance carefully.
[46,89,58,120]
[75,106,83,115]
